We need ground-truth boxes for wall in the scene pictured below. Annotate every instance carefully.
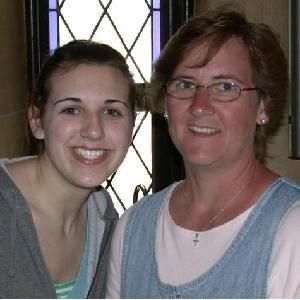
[194,0,300,183]
[0,0,29,157]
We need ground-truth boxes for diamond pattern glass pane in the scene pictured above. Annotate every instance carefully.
[59,0,102,40]
[50,0,158,214]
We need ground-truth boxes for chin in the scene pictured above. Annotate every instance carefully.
[74,176,106,190]
[185,155,220,167]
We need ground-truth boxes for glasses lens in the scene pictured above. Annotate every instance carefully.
[167,79,196,99]
[209,82,240,102]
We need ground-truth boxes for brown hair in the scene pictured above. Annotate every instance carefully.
[150,5,288,162]
[29,39,136,152]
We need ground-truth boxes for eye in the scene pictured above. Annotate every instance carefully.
[216,82,235,92]
[175,79,196,90]
[61,107,80,115]
[103,108,122,118]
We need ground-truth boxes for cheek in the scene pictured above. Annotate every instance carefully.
[225,107,258,141]
[166,103,187,129]
[105,118,132,137]
[44,118,78,145]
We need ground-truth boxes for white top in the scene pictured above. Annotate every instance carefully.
[106,183,300,298]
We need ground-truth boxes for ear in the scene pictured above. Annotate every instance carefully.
[28,105,45,140]
[256,99,269,126]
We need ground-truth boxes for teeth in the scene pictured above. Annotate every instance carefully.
[75,148,105,159]
[189,126,219,134]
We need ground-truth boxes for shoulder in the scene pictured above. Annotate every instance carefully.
[277,177,300,194]
[275,199,300,243]
[0,156,39,198]
[261,177,300,211]
[277,177,300,210]
[111,182,178,248]
[111,206,134,249]
[0,159,27,210]
[0,162,11,182]
[129,183,178,213]
[89,187,118,221]
[268,200,300,298]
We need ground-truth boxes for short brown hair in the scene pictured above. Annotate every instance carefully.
[150,5,288,162]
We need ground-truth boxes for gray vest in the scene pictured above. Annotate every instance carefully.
[120,178,300,298]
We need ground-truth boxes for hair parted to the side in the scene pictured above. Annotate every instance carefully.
[28,39,137,153]
[149,4,288,163]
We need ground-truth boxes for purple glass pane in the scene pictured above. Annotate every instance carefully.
[49,0,56,9]
[49,11,58,53]
[152,10,160,64]
[153,0,160,9]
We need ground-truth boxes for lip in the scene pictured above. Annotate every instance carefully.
[71,146,109,164]
[188,125,221,135]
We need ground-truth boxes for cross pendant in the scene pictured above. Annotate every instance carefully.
[193,232,200,247]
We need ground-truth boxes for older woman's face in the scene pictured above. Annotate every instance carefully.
[165,37,268,169]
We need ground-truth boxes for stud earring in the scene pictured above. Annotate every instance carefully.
[164,112,168,119]
[261,119,267,125]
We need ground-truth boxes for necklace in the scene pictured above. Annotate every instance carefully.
[192,161,256,246]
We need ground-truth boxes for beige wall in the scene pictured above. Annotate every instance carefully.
[0,0,29,157]
[194,0,300,183]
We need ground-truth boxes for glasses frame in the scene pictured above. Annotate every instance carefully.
[164,80,261,102]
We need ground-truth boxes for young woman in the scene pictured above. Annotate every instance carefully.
[0,40,136,298]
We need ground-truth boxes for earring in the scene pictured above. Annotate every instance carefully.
[261,119,267,125]
[164,112,168,119]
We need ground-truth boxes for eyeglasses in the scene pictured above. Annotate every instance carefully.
[164,78,261,102]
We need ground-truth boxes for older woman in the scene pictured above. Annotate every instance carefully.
[106,6,300,298]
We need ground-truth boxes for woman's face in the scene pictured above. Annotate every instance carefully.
[165,37,268,170]
[30,64,133,189]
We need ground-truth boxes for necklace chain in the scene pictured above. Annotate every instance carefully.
[193,162,256,246]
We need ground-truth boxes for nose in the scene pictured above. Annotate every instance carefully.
[189,87,215,116]
[80,113,104,140]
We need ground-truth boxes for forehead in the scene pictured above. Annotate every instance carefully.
[175,37,253,83]
[48,64,130,101]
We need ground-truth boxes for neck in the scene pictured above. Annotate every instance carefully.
[170,156,260,230]
[184,155,257,208]
[21,156,90,231]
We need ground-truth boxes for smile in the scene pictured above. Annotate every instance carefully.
[188,126,220,134]
[74,148,106,160]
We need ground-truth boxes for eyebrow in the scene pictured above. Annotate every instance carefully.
[54,97,129,108]
[212,74,244,83]
[172,74,245,85]
[54,97,81,105]
[105,99,129,108]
